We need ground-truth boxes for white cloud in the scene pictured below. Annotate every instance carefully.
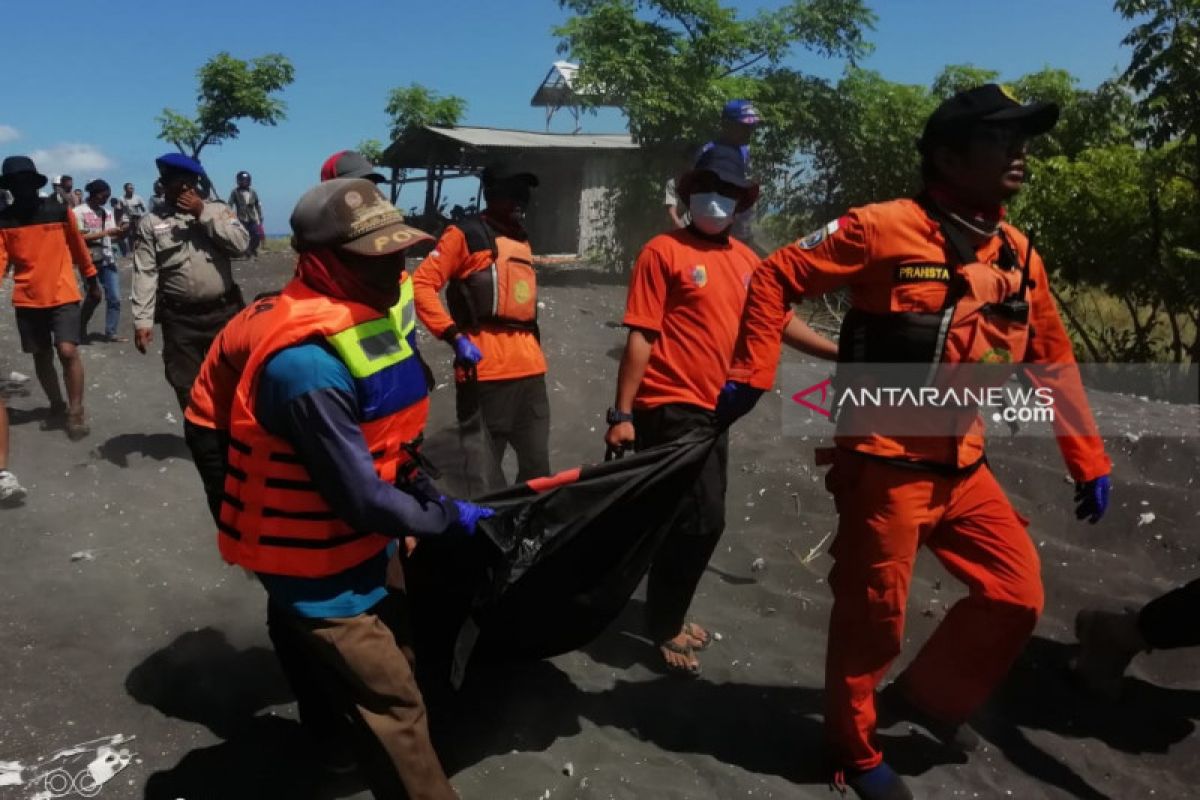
[0,124,19,143]
[27,143,115,178]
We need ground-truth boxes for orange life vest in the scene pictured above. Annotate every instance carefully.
[446,215,538,333]
[217,277,429,578]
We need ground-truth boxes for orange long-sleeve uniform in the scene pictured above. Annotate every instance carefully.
[0,202,96,307]
[411,225,546,382]
[729,197,1110,481]
[729,197,1111,773]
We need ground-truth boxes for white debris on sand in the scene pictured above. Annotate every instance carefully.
[750,557,766,572]
[1138,512,1156,527]
[70,550,97,562]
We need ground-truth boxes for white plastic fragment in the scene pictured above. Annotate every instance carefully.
[1138,512,1156,527]
[751,557,766,572]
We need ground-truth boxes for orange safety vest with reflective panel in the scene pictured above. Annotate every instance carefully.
[217,277,429,577]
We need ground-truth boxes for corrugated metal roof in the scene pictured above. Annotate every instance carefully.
[424,126,636,150]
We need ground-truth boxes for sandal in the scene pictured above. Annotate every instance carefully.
[658,637,700,676]
[682,622,713,651]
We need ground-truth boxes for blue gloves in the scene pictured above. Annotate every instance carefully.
[452,335,483,366]
[715,380,765,427]
[452,499,495,535]
[1074,475,1111,524]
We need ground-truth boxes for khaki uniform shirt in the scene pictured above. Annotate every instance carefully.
[131,201,249,329]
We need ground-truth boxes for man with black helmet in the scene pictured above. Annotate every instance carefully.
[133,153,250,409]
[719,84,1113,799]
[412,164,550,484]
[228,170,264,257]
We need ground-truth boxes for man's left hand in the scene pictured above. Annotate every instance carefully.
[86,277,102,302]
[1074,475,1111,524]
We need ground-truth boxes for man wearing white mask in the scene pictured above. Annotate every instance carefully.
[604,146,834,674]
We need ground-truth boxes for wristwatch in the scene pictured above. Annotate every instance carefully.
[606,408,634,425]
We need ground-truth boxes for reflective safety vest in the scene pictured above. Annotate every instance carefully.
[446,215,538,333]
[217,277,430,578]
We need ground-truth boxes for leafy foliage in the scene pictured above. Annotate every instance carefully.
[156,52,295,159]
[385,84,467,142]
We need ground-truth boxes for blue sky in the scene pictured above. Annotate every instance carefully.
[1,1,1134,233]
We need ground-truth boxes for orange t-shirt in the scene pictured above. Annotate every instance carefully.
[411,224,545,382]
[624,228,760,411]
[728,197,1110,480]
[0,202,96,308]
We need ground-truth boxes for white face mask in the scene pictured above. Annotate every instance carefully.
[688,192,738,235]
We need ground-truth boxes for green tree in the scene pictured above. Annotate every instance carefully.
[157,52,295,159]
[554,0,876,267]
[384,84,467,142]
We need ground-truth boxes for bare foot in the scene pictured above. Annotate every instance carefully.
[658,633,699,675]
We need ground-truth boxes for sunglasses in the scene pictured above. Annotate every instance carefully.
[971,124,1028,149]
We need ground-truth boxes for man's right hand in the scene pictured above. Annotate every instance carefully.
[134,327,154,354]
[175,188,205,218]
[604,421,635,452]
[452,335,483,366]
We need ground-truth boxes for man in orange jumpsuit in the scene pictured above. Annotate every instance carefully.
[412,164,548,483]
[717,85,1113,799]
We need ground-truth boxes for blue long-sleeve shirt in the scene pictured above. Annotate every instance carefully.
[253,341,458,618]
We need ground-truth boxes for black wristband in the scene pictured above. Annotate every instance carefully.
[606,408,634,425]
[441,325,460,344]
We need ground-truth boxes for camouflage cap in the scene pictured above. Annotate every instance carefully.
[290,178,431,256]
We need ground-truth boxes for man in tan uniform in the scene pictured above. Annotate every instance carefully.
[132,153,249,409]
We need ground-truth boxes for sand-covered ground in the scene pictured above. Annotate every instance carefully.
[1,251,1197,800]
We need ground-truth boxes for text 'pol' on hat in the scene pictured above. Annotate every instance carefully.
[290,178,432,257]
[155,152,207,178]
[919,84,1059,152]
[321,151,386,184]
[0,156,48,190]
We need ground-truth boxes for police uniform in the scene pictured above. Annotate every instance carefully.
[132,154,249,409]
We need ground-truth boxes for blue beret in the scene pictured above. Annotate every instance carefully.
[155,152,206,178]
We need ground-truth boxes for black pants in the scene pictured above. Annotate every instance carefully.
[184,419,228,522]
[1139,578,1200,649]
[456,374,550,484]
[159,300,241,410]
[634,403,729,643]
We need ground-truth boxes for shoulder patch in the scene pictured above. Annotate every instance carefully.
[796,218,840,250]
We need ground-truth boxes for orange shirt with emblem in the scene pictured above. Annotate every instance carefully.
[412,224,546,382]
[624,228,760,411]
[728,198,1110,481]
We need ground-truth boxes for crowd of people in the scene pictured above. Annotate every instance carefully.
[0,86,1195,800]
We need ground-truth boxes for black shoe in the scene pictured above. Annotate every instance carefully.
[878,682,981,754]
[835,762,914,800]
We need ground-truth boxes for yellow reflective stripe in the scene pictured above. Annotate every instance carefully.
[327,314,413,379]
[397,279,416,336]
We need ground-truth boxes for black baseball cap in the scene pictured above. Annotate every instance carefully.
[480,164,539,189]
[290,178,431,257]
[919,84,1059,153]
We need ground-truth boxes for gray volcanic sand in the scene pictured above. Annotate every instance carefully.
[1,251,1197,800]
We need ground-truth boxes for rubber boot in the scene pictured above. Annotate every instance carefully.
[836,762,914,800]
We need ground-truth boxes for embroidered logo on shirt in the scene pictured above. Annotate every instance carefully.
[691,265,708,287]
[894,264,952,283]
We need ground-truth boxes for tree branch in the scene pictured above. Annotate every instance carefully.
[722,52,769,78]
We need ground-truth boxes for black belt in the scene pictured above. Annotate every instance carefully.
[159,285,243,315]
